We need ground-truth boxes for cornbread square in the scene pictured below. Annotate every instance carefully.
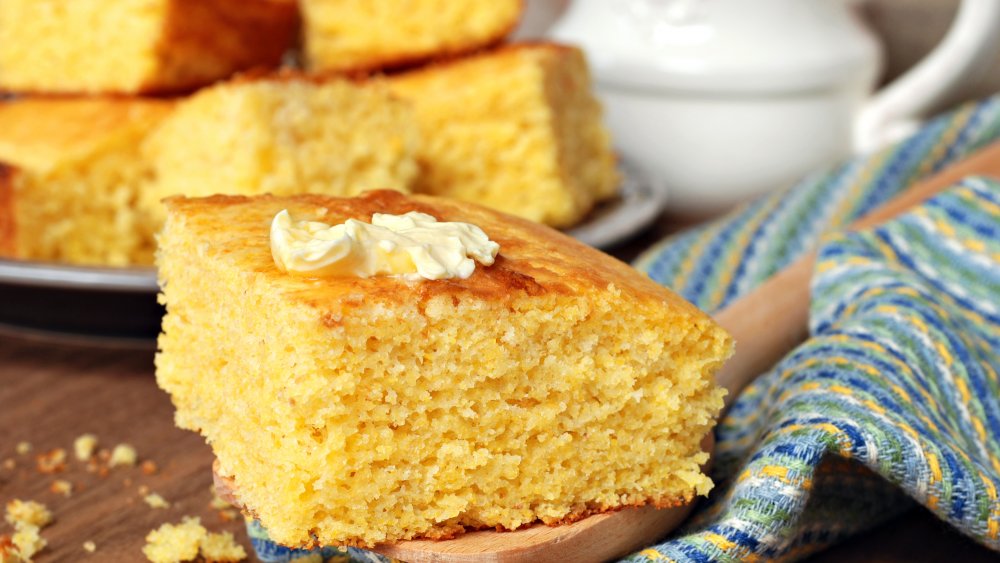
[141,73,421,228]
[156,190,732,548]
[389,43,619,228]
[0,0,298,94]
[0,98,172,266]
[301,0,521,73]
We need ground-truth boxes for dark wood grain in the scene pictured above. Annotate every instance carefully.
[0,336,247,562]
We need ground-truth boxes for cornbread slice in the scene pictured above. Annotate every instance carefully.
[0,0,298,94]
[141,74,421,229]
[389,43,619,228]
[156,190,732,548]
[301,0,521,73]
[0,98,172,266]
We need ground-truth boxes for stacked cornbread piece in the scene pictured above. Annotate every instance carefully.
[0,0,298,94]
[389,44,618,227]
[156,190,732,547]
[0,0,620,267]
[139,74,422,227]
[0,98,172,265]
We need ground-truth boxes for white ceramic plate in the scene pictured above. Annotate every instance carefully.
[0,158,666,345]
[567,157,667,248]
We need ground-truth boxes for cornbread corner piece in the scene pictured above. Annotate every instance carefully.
[156,190,733,548]
[0,97,173,266]
[389,42,619,228]
[0,0,298,94]
[141,72,421,229]
[301,0,521,73]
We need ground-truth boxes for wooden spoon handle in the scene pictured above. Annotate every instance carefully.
[712,140,1000,404]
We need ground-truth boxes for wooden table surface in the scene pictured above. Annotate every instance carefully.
[0,216,997,562]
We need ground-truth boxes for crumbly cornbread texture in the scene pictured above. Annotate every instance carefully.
[301,0,521,73]
[0,98,172,266]
[156,191,731,548]
[0,0,297,94]
[389,43,619,228]
[142,517,205,563]
[142,74,420,229]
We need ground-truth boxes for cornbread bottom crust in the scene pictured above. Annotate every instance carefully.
[211,460,693,549]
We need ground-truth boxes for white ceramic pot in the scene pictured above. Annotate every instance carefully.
[543,0,1000,213]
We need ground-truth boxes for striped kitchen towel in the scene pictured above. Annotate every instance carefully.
[627,175,1000,561]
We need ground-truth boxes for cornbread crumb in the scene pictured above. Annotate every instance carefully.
[5,501,51,530]
[141,461,158,475]
[198,531,246,562]
[1,460,13,471]
[73,434,99,461]
[50,480,73,498]
[35,449,66,474]
[139,485,151,496]
[14,443,29,456]
[0,535,21,563]
[83,540,96,553]
[143,493,170,510]
[109,444,137,468]
[10,526,44,560]
[217,509,239,523]
[142,517,206,563]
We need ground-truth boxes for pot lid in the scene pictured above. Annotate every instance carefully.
[549,0,881,94]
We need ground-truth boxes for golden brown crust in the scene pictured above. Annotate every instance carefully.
[141,0,299,95]
[163,190,709,321]
[0,163,16,257]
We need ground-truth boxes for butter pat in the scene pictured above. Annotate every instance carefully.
[270,210,500,280]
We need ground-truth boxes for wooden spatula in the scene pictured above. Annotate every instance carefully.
[373,141,1000,563]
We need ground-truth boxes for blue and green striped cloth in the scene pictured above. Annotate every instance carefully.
[629,175,1000,562]
[623,94,1000,561]
[248,95,1000,562]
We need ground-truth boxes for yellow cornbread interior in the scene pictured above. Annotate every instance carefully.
[156,193,732,548]
[0,0,166,93]
[389,45,619,228]
[142,78,421,229]
[301,0,521,72]
[0,98,172,266]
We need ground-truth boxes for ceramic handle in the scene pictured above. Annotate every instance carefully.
[854,0,1000,154]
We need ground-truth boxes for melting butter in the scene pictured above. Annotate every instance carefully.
[270,209,500,280]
